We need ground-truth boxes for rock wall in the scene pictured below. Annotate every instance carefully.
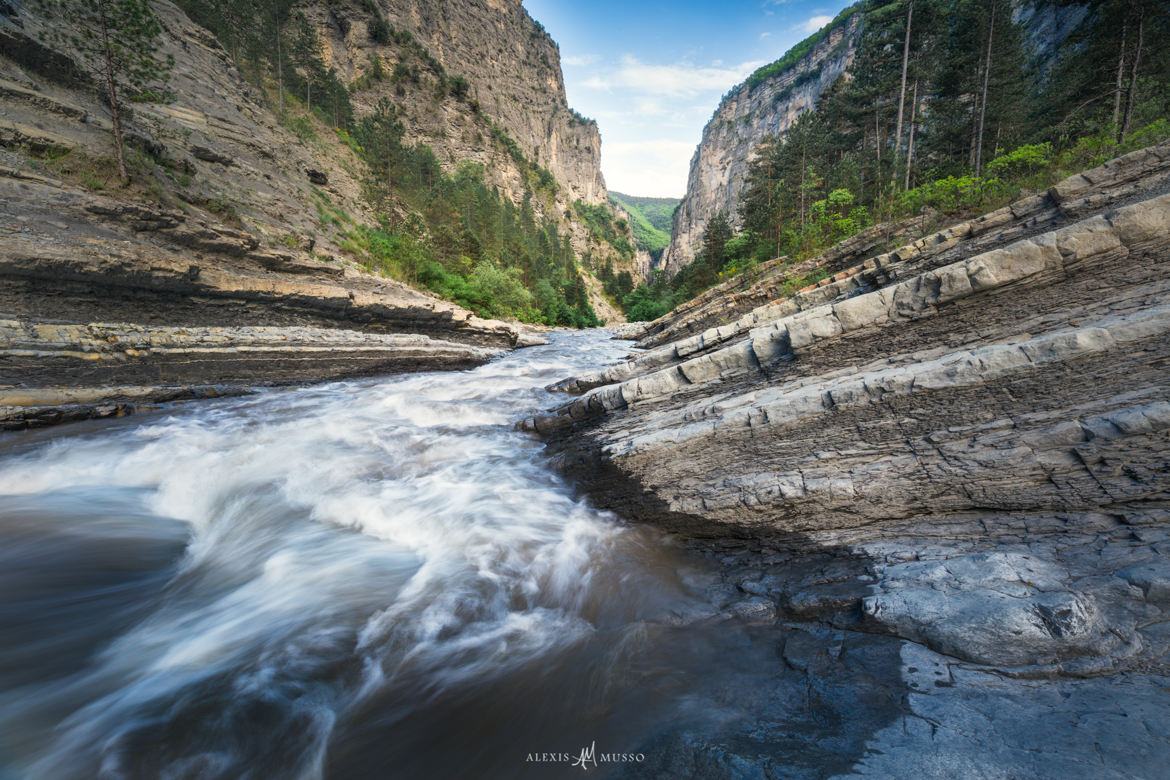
[379,0,607,206]
[0,0,552,427]
[663,11,862,272]
[300,0,615,253]
[664,0,1092,274]
[529,144,1170,771]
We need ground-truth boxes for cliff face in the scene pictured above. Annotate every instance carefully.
[307,0,607,211]
[664,11,862,272]
[1,0,614,427]
[387,0,606,206]
[664,0,1091,273]
[296,0,636,302]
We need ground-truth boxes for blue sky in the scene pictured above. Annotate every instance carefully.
[523,0,853,197]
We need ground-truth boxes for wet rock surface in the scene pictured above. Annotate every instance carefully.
[537,147,1170,775]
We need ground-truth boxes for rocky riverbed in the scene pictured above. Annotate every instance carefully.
[531,143,1170,776]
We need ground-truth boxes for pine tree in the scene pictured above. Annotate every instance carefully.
[892,0,914,185]
[919,0,1025,176]
[36,0,173,183]
[291,12,321,112]
[354,98,406,195]
[1034,0,1169,145]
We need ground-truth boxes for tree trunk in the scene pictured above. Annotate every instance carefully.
[800,145,807,231]
[275,6,284,114]
[97,0,128,183]
[1113,16,1128,131]
[1120,9,1145,141]
[975,1,997,177]
[893,0,913,185]
[905,78,919,191]
[968,101,978,169]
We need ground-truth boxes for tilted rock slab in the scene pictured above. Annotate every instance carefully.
[532,152,1170,688]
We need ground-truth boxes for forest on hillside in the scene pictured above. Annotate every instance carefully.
[176,0,604,326]
[608,191,679,261]
[624,0,1170,323]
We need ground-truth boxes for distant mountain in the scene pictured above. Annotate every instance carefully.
[609,192,680,260]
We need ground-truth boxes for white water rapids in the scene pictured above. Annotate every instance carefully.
[0,330,786,779]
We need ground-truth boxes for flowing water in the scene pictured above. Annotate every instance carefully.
[0,330,803,779]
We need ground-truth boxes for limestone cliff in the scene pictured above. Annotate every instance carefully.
[0,0,620,427]
[303,0,607,212]
[664,9,862,272]
[290,0,639,295]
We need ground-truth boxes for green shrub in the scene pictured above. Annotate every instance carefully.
[368,16,390,44]
[987,143,1053,178]
[902,175,987,215]
[448,75,470,100]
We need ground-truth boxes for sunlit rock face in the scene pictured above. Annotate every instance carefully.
[304,0,608,211]
[664,12,863,273]
[664,0,1092,274]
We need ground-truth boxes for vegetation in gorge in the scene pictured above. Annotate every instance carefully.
[34,0,174,183]
[172,0,601,326]
[340,100,598,326]
[608,191,679,261]
[624,0,1170,322]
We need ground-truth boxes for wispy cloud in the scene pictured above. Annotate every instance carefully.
[759,31,772,39]
[801,14,833,34]
[562,54,599,67]
[582,55,765,99]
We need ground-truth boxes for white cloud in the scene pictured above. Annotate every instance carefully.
[562,54,599,67]
[801,14,833,34]
[759,31,772,39]
[603,140,696,197]
[582,55,765,99]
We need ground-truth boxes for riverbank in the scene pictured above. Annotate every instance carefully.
[530,144,1170,775]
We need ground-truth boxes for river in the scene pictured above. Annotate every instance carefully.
[0,330,814,779]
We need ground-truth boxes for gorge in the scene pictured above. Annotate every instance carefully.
[2,0,1170,777]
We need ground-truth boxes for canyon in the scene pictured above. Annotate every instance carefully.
[0,0,632,427]
[1,0,1169,776]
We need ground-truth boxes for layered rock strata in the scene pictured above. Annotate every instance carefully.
[533,145,1170,774]
[0,170,516,428]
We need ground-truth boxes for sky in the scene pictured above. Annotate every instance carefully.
[523,0,853,198]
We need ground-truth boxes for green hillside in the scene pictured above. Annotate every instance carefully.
[608,191,680,259]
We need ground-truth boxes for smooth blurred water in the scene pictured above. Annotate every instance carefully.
[0,331,779,779]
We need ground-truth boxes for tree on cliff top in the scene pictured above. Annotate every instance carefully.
[36,0,173,183]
